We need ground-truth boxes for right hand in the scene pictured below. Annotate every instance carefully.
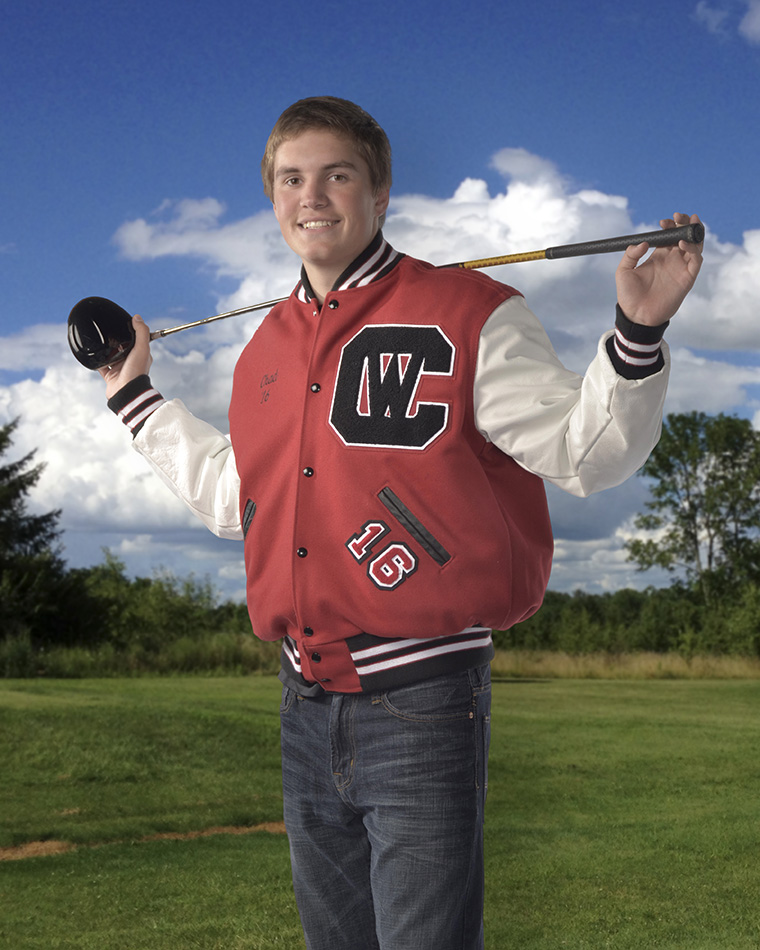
[98,315,153,399]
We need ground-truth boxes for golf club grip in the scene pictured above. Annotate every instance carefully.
[545,222,704,260]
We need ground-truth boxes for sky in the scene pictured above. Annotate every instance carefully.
[2,0,760,604]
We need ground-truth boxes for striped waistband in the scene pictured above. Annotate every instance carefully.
[279,628,495,696]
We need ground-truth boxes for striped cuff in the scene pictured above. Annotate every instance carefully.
[107,374,166,437]
[606,305,668,380]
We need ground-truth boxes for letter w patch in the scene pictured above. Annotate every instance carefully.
[330,325,455,449]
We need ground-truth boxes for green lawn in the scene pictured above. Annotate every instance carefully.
[1,677,759,948]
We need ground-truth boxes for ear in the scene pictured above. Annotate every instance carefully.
[374,187,390,220]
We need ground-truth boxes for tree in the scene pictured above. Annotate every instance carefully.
[0,419,61,560]
[0,418,68,640]
[625,412,760,605]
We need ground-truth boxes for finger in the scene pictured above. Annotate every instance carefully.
[688,213,704,248]
[671,214,704,253]
[618,241,650,271]
[127,315,153,368]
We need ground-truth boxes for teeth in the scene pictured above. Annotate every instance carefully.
[302,221,334,229]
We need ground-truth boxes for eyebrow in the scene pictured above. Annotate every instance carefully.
[275,160,360,178]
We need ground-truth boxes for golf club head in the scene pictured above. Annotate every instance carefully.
[67,296,136,370]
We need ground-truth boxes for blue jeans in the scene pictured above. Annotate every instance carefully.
[280,664,492,950]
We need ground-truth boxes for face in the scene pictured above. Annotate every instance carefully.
[271,129,390,299]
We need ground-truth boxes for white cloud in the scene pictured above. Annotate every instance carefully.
[549,536,671,594]
[694,1,731,35]
[113,199,297,287]
[0,323,69,372]
[694,1,760,43]
[664,347,760,415]
[2,147,760,598]
[739,0,760,41]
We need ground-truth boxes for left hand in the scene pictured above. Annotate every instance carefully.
[97,315,153,400]
[615,212,703,326]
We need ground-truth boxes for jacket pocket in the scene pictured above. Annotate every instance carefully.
[378,486,451,566]
[242,498,257,539]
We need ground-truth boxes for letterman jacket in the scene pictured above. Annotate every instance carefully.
[111,233,670,694]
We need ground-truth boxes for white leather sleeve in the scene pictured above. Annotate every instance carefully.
[132,399,243,540]
[473,295,669,497]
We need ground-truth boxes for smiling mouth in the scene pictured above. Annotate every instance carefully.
[300,221,337,230]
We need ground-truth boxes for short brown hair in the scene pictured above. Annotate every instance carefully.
[261,96,392,201]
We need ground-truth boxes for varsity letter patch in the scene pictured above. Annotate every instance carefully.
[329,325,455,449]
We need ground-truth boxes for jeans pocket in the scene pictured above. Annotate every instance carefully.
[380,669,476,722]
[280,684,296,714]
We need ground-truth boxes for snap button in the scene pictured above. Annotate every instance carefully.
[296,547,308,558]
[310,383,321,393]
[303,626,314,637]
[328,300,339,310]
[303,467,314,477]
[312,652,322,663]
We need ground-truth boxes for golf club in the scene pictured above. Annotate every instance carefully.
[68,222,704,370]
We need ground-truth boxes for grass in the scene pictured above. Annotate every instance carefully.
[2,676,760,948]
[3,834,301,949]
[0,678,284,848]
[487,678,760,948]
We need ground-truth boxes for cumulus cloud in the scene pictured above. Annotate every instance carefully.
[694,1,760,43]
[740,0,760,41]
[694,1,732,35]
[0,324,69,372]
[2,146,759,597]
[113,199,297,289]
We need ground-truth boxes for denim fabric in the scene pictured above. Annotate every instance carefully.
[280,664,492,950]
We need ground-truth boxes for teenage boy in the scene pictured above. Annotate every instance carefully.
[100,97,703,950]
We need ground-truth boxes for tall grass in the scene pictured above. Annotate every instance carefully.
[0,632,283,678]
[5,635,760,680]
[492,648,760,680]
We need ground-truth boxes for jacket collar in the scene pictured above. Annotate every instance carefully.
[296,231,404,303]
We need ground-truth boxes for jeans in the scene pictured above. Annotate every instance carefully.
[280,663,492,950]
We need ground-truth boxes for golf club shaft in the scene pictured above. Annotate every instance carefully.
[149,222,704,340]
[448,222,704,270]
[150,297,288,340]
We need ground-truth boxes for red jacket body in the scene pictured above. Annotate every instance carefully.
[227,245,553,692]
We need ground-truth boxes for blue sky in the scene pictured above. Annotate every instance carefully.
[2,0,760,600]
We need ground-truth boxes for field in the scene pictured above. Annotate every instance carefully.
[1,676,760,948]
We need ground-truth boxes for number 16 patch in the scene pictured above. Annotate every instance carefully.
[345,520,418,590]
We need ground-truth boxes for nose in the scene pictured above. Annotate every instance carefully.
[301,179,327,208]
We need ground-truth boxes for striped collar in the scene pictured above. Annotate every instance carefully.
[295,231,404,304]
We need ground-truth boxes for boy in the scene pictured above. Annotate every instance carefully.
[101,97,702,949]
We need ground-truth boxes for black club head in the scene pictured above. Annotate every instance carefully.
[67,296,136,370]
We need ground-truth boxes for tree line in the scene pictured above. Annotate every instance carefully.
[3,411,760,676]
[0,418,280,676]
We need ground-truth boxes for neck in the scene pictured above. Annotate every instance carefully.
[300,230,384,305]
[303,269,332,306]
